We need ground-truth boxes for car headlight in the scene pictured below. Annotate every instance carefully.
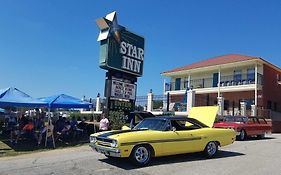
[110,140,118,148]
[89,136,97,143]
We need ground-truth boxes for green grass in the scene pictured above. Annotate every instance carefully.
[0,133,89,157]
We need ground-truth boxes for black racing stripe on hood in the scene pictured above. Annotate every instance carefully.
[98,130,136,138]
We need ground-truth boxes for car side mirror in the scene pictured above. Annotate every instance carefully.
[172,127,176,132]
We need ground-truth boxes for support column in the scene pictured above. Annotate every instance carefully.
[240,101,246,116]
[255,63,258,106]
[217,97,224,116]
[186,90,195,112]
[163,80,167,111]
[251,105,257,116]
[147,90,153,112]
[96,97,101,112]
[188,75,191,88]
[218,67,221,97]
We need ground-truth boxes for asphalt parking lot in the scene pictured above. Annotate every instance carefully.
[0,134,281,175]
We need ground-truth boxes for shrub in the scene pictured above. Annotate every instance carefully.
[108,111,125,130]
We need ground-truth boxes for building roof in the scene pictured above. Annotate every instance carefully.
[162,54,259,74]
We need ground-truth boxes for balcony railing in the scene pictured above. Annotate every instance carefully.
[166,73,263,91]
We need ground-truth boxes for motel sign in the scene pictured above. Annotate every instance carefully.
[97,12,145,77]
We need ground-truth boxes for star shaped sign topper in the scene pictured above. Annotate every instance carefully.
[96,11,124,43]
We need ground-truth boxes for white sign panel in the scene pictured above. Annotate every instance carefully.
[111,79,136,100]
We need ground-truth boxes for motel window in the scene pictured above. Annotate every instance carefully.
[214,100,217,105]
[234,70,242,81]
[175,78,181,90]
[245,99,254,110]
[224,100,229,110]
[183,77,189,89]
[247,68,255,81]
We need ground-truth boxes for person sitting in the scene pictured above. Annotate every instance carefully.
[70,116,83,138]
[56,119,71,141]
[33,115,46,145]
[18,114,28,129]
[77,117,88,136]
[61,120,71,134]
[99,113,109,131]
[55,116,65,133]
[8,115,18,143]
[70,116,78,130]
[11,114,28,143]
[16,119,34,143]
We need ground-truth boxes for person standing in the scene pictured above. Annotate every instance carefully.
[99,113,109,131]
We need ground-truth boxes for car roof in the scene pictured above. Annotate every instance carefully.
[224,115,257,119]
[146,116,188,120]
[144,115,209,128]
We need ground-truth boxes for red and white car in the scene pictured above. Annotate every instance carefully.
[214,116,272,140]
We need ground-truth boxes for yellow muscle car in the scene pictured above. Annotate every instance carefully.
[89,107,236,166]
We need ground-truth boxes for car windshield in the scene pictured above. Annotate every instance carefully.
[133,118,166,131]
[224,116,247,123]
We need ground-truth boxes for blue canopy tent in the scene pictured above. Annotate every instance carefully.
[0,87,47,108]
[39,94,93,148]
[39,94,93,109]
[0,108,6,113]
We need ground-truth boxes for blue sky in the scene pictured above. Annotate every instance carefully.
[1,0,281,99]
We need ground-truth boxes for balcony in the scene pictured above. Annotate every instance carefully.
[167,73,263,91]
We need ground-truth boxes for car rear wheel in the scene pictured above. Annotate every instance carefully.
[257,133,265,139]
[238,129,246,141]
[204,141,218,158]
[130,145,151,166]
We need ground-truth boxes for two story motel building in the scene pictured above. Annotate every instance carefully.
[161,54,281,121]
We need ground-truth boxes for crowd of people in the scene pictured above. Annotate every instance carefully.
[0,108,112,147]
[7,111,46,144]
[2,110,107,145]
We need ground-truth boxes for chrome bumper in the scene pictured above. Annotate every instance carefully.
[89,143,121,157]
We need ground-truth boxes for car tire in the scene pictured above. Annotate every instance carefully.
[238,129,246,141]
[204,141,218,158]
[130,145,151,166]
[257,133,265,139]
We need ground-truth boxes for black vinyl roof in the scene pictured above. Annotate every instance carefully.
[144,115,209,128]
[146,116,188,120]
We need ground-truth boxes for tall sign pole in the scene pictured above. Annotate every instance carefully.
[96,11,145,116]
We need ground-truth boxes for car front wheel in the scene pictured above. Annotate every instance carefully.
[204,141,218,158]
[130,145,151,166]
[238,129,246,141]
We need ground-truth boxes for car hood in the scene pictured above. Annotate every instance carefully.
[95,129,153,139]
[188,106,219,128]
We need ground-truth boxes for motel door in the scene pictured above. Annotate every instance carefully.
[213,73,219,87]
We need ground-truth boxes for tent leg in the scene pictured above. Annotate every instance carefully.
[45,108,55,148]
[45,129,48,147]
[93,111,96,133]
[52,132,55,148]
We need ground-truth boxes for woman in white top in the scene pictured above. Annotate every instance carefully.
[99,113,109,131]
